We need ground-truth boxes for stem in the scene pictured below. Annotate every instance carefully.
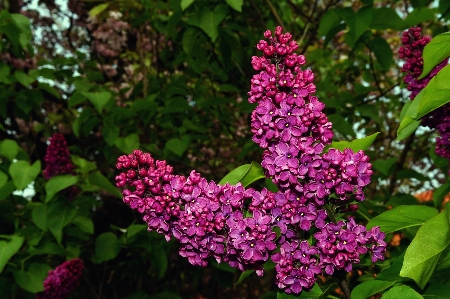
[336,270,352,299]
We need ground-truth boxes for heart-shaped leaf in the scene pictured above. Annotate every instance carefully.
[9,160,41,190]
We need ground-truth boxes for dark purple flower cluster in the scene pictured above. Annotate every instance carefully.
[399,27,450,170]
[116,27,386,295]
[44,133,76,180]
[36,258,84,299]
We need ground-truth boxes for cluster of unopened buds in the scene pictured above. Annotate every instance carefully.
[116,27,386,295]
[399,27,450,166]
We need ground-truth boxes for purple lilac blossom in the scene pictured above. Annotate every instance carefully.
[35,258,84,299]
[399,27,450,168]
[116,27,386,295]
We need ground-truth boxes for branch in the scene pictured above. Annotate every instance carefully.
[265,0,286,29]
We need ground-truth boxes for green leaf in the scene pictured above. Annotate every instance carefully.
[351,280,396,299]
[186,4,228,42]
[126,224,146,240]
[400,204,450,289]
[372,157,397,177]
[329,132,379,152]
[73,215,94,234]
[32,203,48,231]
[396,169,427,181]
[47,201,76,244]
[423,283,450,298]
[180,0,195,10]
[225,0,243,12]
[82,91,111,113]
[150,247,168,279]
[115,134,140,154]
[405,8,436,27]
[88,171,122,197]
[369,36,393,71]
[9,160,41,190]
[0,235,24,274]
[396,116,421,141]
[219,164,251,185]
[95,232,121,263]
[420,32,450,79]
[370,7,406,30]
[239,162,266,187]
[165,135,190,157]
[0,171,7,189]
[71,155,97,174]
[182,27,201,54]
[13,263,51,293]
[433,182,450,208]
[367,205,439,234]
[318,9,341,37]
[381,285,423,299]
[235,270,254,286]
[14,70,35,87]
[357,104,380,123]
[0,139,19,160]
[45,175,79,202]
[398,64,450,140]
[89,3,109,16]
[0,181,15,200]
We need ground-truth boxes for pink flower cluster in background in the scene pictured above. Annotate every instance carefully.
[399,27,450,164]
[44,133,75,180]
[115,27,386,295]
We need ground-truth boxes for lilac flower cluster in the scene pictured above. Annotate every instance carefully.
[399,27,450,169]
[36,258,84,299]
[44,133,76,180]
[116,27,386,295]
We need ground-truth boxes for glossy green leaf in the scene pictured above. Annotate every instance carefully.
[405,8,436,27]
[351,280,396,299]
[396,116,421,141]
[239,162,266,187]
[367,205,439,234]
[370,36,393,71]
[381,285,423,299]
[370,7,406,30]
[225,0,243,12]
[9,160,41,190]
[73,215,94,234]
[0,235,24,274]
[400,204,450,289]
[329,132,379,152]
[95,232,121,263]
[420,32,450,79]
[88,171,122,197]
[47,201,76,244]
[433,182,450,208]
[89,3,109,16]
[219,164,251,185]
[180,0,194,10]
[45,175,79,202]
[82,91,111,113]
[165,135,190,157]
[13,263,51,293]
[115,134,140,154]
[186,4,228,42]
[0,139,19,160]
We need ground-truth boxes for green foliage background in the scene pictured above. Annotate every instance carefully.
[1,0,450,298]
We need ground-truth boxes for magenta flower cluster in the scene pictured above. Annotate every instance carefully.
[44,133,76,180]
[399,27,450,166]
[36,258,84,299]
[115,27,386,295]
